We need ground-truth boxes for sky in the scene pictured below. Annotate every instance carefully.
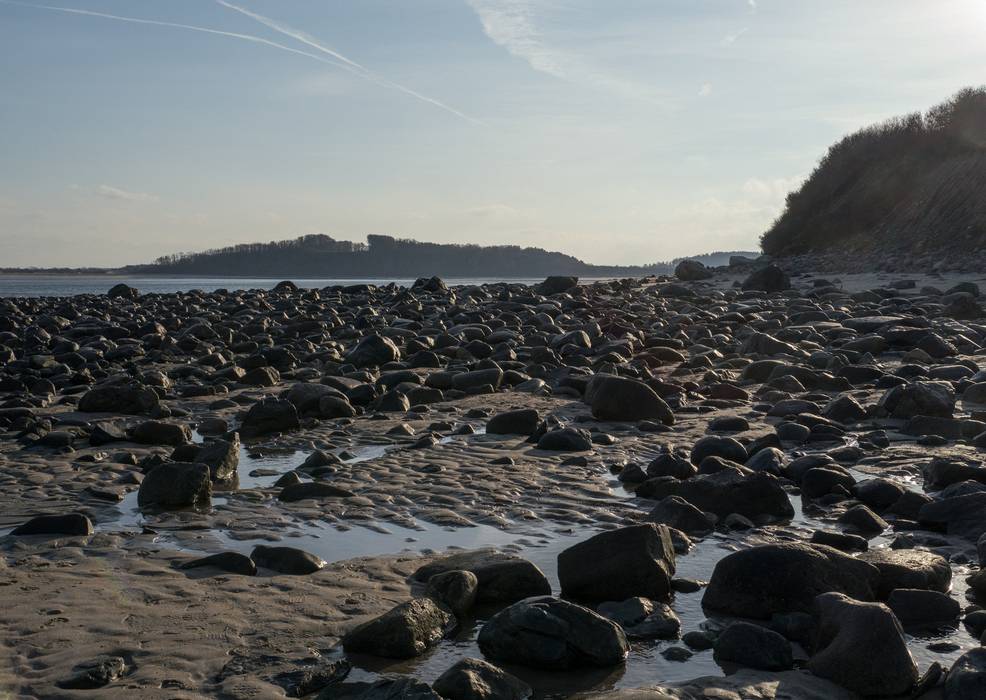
[1,0,985,267]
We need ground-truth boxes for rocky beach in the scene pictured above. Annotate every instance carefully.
[3,266,986,699]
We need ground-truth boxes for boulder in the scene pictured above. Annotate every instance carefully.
[137,462,212,509]
[342,598,454,659]
[250,544,325,575]
[476,596,628,669]
[538,276,578,295]
[586,375,674,424]
[878,381,955,419]
[486,409,540,435]
[411,550,551,604]
[637,469,794,522]
[131,420,191,447]
[858,548,951,597]
[674,259,713,281]
[240,398,300,439]
[886,588,959,626]
[425,570,478,617]
[572,670,857,699]
[179,552,257,576]
[809,592,918,696]
[702,543,879,618]
[713,621,793,671]
[741,264,790,293]
[78,383,160,415]
[558,524,676,603]
[431,658,531,700]
[11,513,93,536]
[537,427,592,451]
[347,334,401,367]
[647,496,714,536]
[945,648,986,700]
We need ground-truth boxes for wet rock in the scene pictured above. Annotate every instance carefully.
[945,648,986,699]
[674,259,713,281]
[878,380,955,418]
[342,598,454,659]
[180,552,257,576]
[741,264,790,292]
[131,420,192,446]
[558,524,676,603]
[347,334,401,368]
[809,592,918,696]
[586,375,675,424]
[690,436,747,465]
[477,596,628,669]
[886,588,959,626]
[539,276,578,295]
[638,468,794,522]
[431,658,531,700]
[189,435,240,482]
[89,421,127,446]
[107,283,138,299]
[596,597,680,639]
[810,530,868,552]
[486,408,540,435]
[78,382,160,415]
[321,678,441,699]
[241,366,281,387]
[647,496,715,536]
[425,570,478,617]
[240,398,301,439]
[858,548,951,597]
[250,544,325,575]
[412,550,551,604]
[537,427,592,451]
[11,512,93,536]
[137,462,211,508]
[837,504,887,534]
[703,543,879,618]
[713,621,793,671]
[574,670,856,699]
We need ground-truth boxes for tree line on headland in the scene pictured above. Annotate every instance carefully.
[761,86,986,258]
[0,233,757,278]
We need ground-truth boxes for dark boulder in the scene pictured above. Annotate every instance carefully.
[412,550,550,604]
[11,513,93,536]
[137,462,212,509]
[558,524,676,603]
[250,544,325,575]
[342,598,454,659]
[477,596,628,669]
[702,543,879,618]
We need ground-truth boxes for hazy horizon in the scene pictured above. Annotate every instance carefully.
[3,0,985,267]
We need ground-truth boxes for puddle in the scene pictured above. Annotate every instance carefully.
[70,430,986,696]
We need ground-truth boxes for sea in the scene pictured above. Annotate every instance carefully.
[0,275,560,298]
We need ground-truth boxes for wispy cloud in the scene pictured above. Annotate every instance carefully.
[466,0,566,79]
[94,185,159,202]
[748,0,758,12]
[698,83,713,98]
[722,27,748,46]
[71,184,159,202]
[0,0,478,124]
[215,1,480,125]
[465,0,660,102]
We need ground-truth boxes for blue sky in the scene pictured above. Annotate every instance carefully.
[1,0,984,267]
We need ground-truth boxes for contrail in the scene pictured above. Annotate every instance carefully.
[0,0,354,70]
[215,0,481,125]
[0,0,479,124]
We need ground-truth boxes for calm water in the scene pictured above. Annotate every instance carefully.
[0,275,562,297]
